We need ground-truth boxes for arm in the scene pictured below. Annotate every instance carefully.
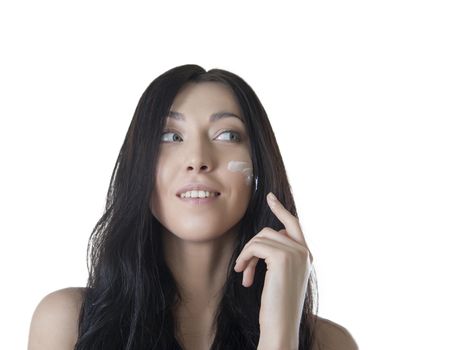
[311,316,359,350]
[27,287,84,350]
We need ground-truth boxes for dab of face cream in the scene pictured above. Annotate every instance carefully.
[227,161,253,186]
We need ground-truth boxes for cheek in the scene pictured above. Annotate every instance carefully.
[227,160,254,187]
[154,154,172,189]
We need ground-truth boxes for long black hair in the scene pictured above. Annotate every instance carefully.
[74,64,319,349]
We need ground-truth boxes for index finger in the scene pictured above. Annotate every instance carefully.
[266,192,307,246]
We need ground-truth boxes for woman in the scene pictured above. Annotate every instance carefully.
[28,64,358,349]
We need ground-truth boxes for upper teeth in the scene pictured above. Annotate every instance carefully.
[180,190,218,198]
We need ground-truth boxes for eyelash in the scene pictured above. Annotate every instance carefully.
[161,129,242,143]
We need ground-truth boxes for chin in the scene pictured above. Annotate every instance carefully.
[167,221,241,241]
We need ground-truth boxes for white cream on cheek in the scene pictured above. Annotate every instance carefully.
[227,160,253,186]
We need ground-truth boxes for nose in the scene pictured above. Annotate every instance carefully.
[184,137,213,174]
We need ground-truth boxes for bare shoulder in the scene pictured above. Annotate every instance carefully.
[312,315,359,350]
[28,287,86,350]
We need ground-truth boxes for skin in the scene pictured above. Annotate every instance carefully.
[149,81,254,349]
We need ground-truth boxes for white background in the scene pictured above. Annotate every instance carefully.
[1,1,466,349]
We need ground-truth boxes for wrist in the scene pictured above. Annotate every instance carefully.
[257,328,299,350]
[257,339,298,350]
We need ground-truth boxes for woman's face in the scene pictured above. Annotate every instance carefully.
[150,82,253,242]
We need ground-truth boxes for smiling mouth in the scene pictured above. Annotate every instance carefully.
[176,192,221,198]
[176,192,221,204]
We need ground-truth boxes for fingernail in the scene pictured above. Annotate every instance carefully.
[267,192,277,202]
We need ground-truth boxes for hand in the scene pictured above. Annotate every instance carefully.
[234,192,313,348]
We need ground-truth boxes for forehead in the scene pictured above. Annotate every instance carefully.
[167,82,244,122]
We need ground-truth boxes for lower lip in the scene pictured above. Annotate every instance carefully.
[177,194,221,205]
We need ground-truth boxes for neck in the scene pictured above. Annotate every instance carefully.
[162,223,238,309]
[163,225,239,348]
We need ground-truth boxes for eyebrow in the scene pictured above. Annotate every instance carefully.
[167,110,244,124]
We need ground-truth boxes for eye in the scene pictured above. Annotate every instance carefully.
[160,129,242,143]
[161,130,183,143]
[216,130,242,142]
